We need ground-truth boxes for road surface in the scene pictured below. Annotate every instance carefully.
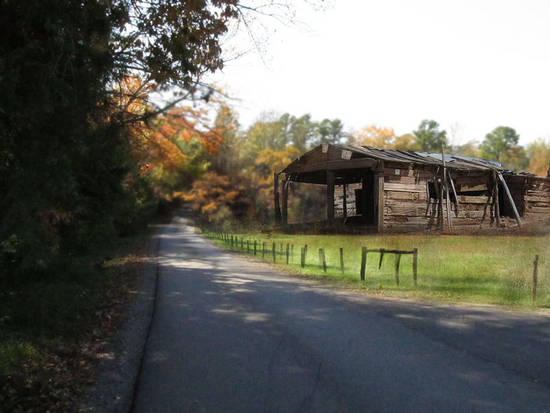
[133,214,550,412]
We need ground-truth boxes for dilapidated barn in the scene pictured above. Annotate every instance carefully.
[274,144,550,233]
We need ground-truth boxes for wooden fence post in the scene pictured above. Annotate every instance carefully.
[230,235,234,248]
[319,248,327,272]
[286,243,290,264]
[272,242,276,263]
[413,248,418,286]
[395,253,401,286]
[262,242,265,258]
[533,254,539,303]
[360,247,367,281]
[291,244,294,261]
[301,247,305,268]
[339,247,344,273]
[246,240,250,253]
[254,240,257,256]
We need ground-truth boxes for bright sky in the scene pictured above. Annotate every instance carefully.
[210,0,550,146]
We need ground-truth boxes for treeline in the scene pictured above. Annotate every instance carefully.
[0,0,255,281]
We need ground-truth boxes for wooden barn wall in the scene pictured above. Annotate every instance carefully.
[382,162,430,232]
[520,176,550,224]
[382,163,495,232]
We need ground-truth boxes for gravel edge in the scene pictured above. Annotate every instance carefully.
[81,229,161,413]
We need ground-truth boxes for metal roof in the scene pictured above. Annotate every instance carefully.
[338,144,504,171]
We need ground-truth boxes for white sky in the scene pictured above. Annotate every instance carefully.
[210,0,550,146]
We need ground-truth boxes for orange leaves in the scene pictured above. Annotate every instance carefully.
[184,171,255,224]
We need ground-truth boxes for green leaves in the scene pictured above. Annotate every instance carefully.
[413,119,448,152]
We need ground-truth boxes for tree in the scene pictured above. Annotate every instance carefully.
[394,133,418,151]
[312,119,346,146]
[454,141,480,158]
[348,125,397,148]
[480,126,520,163]
[526,139,550,176]
[413,120,448,152]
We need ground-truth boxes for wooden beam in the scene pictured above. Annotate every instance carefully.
[497,172,522,227]
[362,173,369,224]
[274,171,281,225]
[327,170,335,227]
[343,183,347,218]
[281,179,289,226]
[441,144,453,231]
[494,171,500,227]
[375,172,384,233]
[285,158,378,175]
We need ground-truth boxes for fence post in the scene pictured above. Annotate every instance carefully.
[533,254,539,303]
[254,240,257,256]
[272,242,276,263]
[241,237,244,249]
[291,244,294,261]
[395,253,401,286]
[339,247,344,273]
[301,247,305,268]
[319,248,327,272]
[360,247,367,281]
[230,235,234,248]
[262,242,265,258]
[247,240,250,254]
[286,243,290,264]
[413,248,418,286]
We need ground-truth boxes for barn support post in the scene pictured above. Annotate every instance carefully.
[274,171,282,226]
[361,172,369,225]
[327,170,335,228]
[374,168,384,233]
[343,183,348,218]
[441,144,453,231]
[281,177,289,226]
[493,171,501,227]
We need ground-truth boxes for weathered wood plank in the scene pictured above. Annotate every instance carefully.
[457,195,489,204]
[384,182,425,192]
[385,191,427,201]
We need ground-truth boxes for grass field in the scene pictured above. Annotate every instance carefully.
[206,231,550,309]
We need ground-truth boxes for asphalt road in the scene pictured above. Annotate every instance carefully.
[133,214,550,412]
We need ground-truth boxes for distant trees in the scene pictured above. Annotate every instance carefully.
[0,0,283,280]
[413,120,448,152]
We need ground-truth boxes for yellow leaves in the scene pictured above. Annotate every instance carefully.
[255,146,301,176]
[526,139,550,176]
[349,124,397,148]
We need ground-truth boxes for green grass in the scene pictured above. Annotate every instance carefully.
[206,231,550,309]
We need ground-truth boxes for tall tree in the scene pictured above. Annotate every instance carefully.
[480,126,520,162]
[413,120,448,152]
[312,119,346,146]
